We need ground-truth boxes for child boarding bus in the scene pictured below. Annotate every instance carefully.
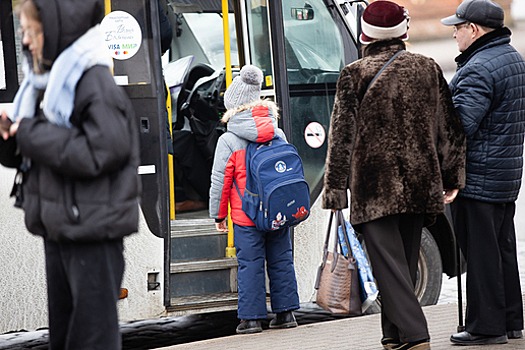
[0,0,460,333]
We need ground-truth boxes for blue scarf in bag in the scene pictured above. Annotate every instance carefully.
[338,219,379,312]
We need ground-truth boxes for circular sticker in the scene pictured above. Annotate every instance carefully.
[304,122,326,149]
[275,161,287,173]
[101,11,142,60]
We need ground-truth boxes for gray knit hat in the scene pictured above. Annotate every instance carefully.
[223,65,263,110]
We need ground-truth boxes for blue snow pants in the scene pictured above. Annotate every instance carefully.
[234,224,300,320]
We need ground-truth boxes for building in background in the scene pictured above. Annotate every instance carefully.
[391,0,514,41]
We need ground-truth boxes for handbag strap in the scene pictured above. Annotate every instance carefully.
[320,211,334,266]
[322,210,355,272]
[323,211,334,250]
[365,50,405,93]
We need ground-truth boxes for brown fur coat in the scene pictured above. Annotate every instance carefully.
[322,40,466,226]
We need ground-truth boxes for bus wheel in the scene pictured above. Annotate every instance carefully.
[415,228,443,306]
[363,227,443,314]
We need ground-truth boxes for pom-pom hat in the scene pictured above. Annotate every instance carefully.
[360,1,409,45]
[223,65,263,110]
[441,0,504,29]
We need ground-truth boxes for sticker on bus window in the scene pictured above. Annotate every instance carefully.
[304,122,326,149]
[101,10,142,60]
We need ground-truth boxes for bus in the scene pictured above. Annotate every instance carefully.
[0,0,461,333]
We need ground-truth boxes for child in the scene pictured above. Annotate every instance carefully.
[209,65,299,334]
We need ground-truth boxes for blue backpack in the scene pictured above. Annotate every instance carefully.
[237,136,310,231]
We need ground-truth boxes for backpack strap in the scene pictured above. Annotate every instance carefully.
[233,138,272,200]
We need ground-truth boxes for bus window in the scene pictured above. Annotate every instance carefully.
[105,0,153,86]
[0,0,19,103]
[170,11,239,70]
[283,0,344,86]
[281,0,345,193]
[337,1,361,42]
[185,13,239,69]
[1,29,5,90]
[245,0,273,88]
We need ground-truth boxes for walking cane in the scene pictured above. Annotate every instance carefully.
[446,204,465,332]
[447,202,466,333]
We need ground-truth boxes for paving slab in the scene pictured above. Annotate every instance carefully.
[155,297,525,350]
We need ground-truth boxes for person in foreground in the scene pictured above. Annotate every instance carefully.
[323,1,466,349]
[0,0,140,349]
[441,0,525,345]
[209,65,300,334]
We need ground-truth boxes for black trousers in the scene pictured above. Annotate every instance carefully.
[44,239,125,350]
[451,197,523,335]
[360,214,429,343]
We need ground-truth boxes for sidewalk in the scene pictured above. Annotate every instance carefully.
[155,296,525,350]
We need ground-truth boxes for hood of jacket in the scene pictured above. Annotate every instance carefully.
[34,0,104,69]
[222,100,280,143]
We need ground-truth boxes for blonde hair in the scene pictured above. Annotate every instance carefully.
[221,99,280,123]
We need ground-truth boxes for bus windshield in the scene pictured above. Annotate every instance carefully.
[183,13,239,70]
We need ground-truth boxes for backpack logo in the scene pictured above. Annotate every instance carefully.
[275,161,287,173]
[237,136,311,231]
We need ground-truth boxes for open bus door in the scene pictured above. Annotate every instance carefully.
[158,0,367,312]
[163,0,456,312]
[263,0,362,197]
[102,0,172,307]
[102,0,170,239]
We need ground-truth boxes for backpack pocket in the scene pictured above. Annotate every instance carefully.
[241,188,259,222]
[261,179,310,231]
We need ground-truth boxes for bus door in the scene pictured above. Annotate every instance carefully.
[102,0,170,239]
[243,0,361,198]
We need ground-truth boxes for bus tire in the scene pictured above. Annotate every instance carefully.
[415,228,443,306]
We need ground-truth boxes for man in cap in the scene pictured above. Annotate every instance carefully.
[323,1,466,349]
[441,0,525,345]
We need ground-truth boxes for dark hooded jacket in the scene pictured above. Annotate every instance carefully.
[449,27,525,203]
[2,0,140,242]
[323,40,466,226]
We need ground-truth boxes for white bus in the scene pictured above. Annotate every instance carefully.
[0,0,459,334]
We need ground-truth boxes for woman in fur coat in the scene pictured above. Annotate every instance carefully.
[322,2,466,350]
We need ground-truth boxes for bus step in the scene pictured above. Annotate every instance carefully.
[170,218,229,261]
[167,292,238,313]
[170,259,238,299]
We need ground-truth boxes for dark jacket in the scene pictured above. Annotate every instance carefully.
[449,27,525,203]
[0,137,21,168]
[323,40,466,226]
[4,0,140,242]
